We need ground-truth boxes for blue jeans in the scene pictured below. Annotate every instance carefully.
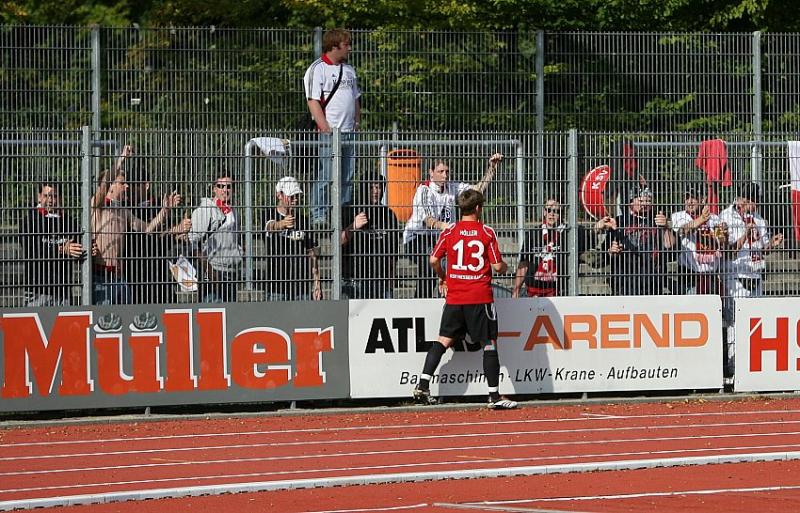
[93,272,132,305]
[311,132,355,224]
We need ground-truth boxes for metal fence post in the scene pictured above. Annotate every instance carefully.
[331,128,342,300]
[568,128,579,297]
[81,126,93,306]
[516,143,526,254]
[752,31,763,187]
[243,141,255,295]
[535,30,545,211]
[314,27,323,57]
[91,26,103,181]
[91,25,102,132]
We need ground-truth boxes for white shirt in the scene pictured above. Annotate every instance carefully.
[403,181,471,244]
[671,210,723,273]
[719,205,770,278]
[304,56,360,132]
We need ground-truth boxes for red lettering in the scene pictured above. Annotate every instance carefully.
[163,310,196,391]
[94,334,162,395]
[750,317,788,372]
[293,328,334,387]
[797,320,800,372]
[196,309,229,390]
[2,313,92,398]
[230,328,291,388]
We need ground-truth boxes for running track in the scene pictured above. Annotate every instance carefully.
[3,396,800,512]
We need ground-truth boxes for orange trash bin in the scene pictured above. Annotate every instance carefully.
[386,149,421,222]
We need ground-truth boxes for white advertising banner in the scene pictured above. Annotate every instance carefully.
[734,298,800,392]
[348,296,723,398]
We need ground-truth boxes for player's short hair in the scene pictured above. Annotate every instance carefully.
[458,189,484,215]
[322,29,351,53]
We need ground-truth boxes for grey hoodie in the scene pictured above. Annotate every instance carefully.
[188,198,243,272]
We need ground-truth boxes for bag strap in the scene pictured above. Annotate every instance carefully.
[321,64,344,108]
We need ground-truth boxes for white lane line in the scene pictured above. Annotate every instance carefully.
[5,419,800,462]
[5,443,800,494]
[5,430,800,479]
[2,451,799,512]
[297,505,430,513]
[436,503,589,513]
[5,408,800,448]
[473,484,800,505]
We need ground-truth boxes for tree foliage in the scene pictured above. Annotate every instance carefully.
[1,0,795,32]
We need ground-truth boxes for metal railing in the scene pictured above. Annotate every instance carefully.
[2,127,799,307]
[8,27,800,133]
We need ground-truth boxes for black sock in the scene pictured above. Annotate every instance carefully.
[483,348,501,401]
[418,342,447,390]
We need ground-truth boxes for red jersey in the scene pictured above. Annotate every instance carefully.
[431,220,502,305]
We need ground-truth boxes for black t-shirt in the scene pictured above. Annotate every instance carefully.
[342,204,400,281]
[261,208,317,296]
[21,207,81,298]
[519,224,590,295]
[606,211,670,295]
[126,198,177,303]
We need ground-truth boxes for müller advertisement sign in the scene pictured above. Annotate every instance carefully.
[734,298,800,392]
[0,302,349,412]
[348,296,723,398]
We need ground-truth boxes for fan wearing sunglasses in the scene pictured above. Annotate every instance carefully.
[513,199,615,297]
[188,175,244,303]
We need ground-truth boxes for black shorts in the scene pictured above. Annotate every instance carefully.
[439,303,498,345]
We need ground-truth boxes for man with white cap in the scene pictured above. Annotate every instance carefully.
[262,176,322,301]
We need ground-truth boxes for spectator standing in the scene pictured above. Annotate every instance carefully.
[403,153,503,298]
[412,189,516,409]
[92,146,180,304]
[188,175,242,303]
[341,172,401,299]
[262,176,322,301]
[304,28,361,227]
[513,198,615,297]
[604,186,676,296]
[127,168,192,304]
[719,182,784,300]
[21,183,91,306]
[718,182,783,379]
[671,186,727,295]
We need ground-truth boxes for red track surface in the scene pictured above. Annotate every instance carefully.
[3,396,800,512]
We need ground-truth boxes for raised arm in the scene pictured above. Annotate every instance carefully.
[92,145,132,208]
[473,153,503,194]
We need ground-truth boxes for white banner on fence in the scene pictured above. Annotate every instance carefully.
[348,296,723,398]
[735,298,800,392]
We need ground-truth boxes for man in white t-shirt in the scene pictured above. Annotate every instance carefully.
[719,183,784,300]
[303,28,361,227]
[403,153,503,298]
[718,182,783,378]
[671,186,727,295]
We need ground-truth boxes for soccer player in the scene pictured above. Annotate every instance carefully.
[412,188,517,410]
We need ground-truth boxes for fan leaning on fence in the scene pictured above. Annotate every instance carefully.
[188,175,244,303]
[402,153,503,299]
[92,145,182,305]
